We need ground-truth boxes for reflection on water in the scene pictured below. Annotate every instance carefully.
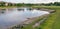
[0,8,49,29]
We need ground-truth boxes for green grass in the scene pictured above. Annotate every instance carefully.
[0,6,17,9]
[36,6,60,29]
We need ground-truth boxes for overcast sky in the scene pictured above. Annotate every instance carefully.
[0,0,60,3]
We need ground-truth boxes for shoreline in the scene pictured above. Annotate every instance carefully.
[10,14,50,29]
[8,8,55,29]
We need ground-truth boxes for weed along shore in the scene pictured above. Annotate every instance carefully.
[10,8,55,29]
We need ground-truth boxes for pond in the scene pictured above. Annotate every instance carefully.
[0,7,50,29]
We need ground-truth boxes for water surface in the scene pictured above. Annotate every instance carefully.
[0,8,49,29]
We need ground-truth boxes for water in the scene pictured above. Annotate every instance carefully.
[0,8,49,29]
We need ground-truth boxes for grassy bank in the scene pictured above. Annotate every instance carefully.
[36,6,60,29]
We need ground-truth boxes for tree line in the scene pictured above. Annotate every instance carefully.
[0,1,60,7]
[40,2,60,6]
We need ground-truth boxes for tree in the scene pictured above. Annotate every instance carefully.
[0,1,5,6]
[54,2,60,6]
[8,3,13,6]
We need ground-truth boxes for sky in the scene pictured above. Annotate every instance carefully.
[0,0,60,4]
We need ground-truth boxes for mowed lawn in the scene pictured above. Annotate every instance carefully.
[35,6,60,29]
